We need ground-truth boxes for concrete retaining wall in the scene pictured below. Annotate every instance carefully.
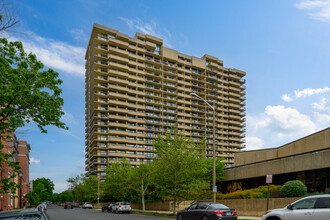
[218,197,300,217]
[132,197,301,217]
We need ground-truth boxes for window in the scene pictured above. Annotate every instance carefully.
[100,135,107,141]
[292,198,317,210]
[189,204,198,210]
[197,203,208,209]
[315,198,330,208]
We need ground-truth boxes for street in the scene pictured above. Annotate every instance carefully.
[46,205,171,220]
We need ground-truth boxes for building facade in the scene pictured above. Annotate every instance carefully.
[17,140,30,207]
[220,127,330,194]
[85,24,246,179]
[0,134,30,210]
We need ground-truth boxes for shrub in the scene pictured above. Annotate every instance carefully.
[281,180,307,197]
[216,185,281,200]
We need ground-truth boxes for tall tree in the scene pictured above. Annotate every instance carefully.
[129,162,155,212]
[67,174,85,202]
[205,158,226,182]
[33,178,55,202]
[152,131,209,214]
[0,0,19,33]
[0,38,67,194]
[83,175,99,202]
[103,158,132,201]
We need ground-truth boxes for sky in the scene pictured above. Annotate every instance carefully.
[2,0,330,192]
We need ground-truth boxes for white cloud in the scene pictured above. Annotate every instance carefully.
[295,0,330,22]
[281,86,330,102]
[314,112,330,122]
[294,86,330,98]
[30,157,40,165]
[312,98,330,112]
[282,94,293,102]
[264,105,316,137]
[77,162,85,172]
[61,110,75,124]
[120,17,173,48]
[70,29,89,43]
[7,32,85,77]
[245,137,265,151]
[54,182,69,193]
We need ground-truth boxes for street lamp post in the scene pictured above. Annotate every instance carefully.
[19,171,23,209]
[190,93,217,203]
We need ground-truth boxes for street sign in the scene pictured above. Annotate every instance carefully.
[213,186,217,193]
[266,175,273,184]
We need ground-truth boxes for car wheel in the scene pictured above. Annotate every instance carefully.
[201,216,209,220]
[115,209,118,214]
[177,214,183,220]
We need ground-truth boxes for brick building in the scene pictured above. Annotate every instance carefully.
[0,134,30,211]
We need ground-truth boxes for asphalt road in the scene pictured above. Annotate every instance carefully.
[46,205,171,220]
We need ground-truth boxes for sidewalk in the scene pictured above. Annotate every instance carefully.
[238,216,260,220]
[132,209,261,220]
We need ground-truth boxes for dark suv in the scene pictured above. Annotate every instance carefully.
[101,202,115,212]
[64,202,73,209]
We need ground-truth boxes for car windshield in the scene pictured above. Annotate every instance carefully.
[210,204,230,209]
[120,202,130,205]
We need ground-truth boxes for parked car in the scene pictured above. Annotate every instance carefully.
[72,202,79,208]
[64,202,73,209]
[262,194,330,220]
[82,202,93,209]
[0,209,49,219]
[177,202,237,220]
[102,202,115,212]
[112,202,131,214]
[38,202,47,211]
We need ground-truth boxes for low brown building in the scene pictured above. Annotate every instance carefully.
[220,127,330,194]
[0,134,30,211]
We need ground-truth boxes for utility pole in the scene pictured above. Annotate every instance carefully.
[191,93,217,202]
[97,178,100,204]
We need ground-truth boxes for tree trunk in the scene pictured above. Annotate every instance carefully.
[141,175,145,212]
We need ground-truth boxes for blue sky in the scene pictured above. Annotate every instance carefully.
[4,0,330,192]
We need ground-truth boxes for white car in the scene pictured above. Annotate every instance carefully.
[38,202,47,211]
[82,202,93,209]
[262,195,330,220]
[112,202,131,214]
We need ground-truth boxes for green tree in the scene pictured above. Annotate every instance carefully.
[204,158,226,182]
[103,158,132,201]
[67,174,86,202]
[152,131,209,214]
[129,162,156,211]
[0,38,67,194]
[33,178,55,202]
[25,191,41,207]
[83,175,99,202]
[57,191,74,202]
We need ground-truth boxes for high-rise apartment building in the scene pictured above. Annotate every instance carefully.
[85,24,246,179]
